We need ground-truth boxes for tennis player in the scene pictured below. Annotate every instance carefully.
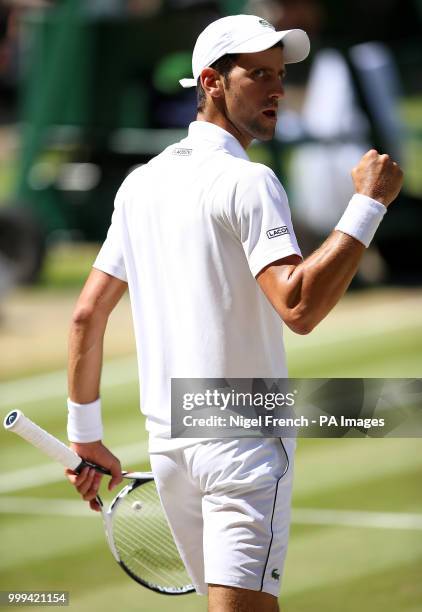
[65,15,403,612]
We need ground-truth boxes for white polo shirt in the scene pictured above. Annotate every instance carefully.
[93,120,302,451]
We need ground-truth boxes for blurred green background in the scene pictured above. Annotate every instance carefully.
[0,0,421,284]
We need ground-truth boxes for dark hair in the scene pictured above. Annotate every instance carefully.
[196,40,284,113]
[197,54,238,112]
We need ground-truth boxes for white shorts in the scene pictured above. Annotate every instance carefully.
[149,437,296,597]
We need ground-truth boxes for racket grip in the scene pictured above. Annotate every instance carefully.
[4,410,82,471]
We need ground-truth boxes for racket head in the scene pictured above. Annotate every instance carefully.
[100,474,194,595]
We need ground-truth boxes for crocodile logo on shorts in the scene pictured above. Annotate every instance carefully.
[271,569,280,580]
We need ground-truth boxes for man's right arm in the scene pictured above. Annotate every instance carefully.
[257,150,403,334]
[66,268,127,510]
[68,268,127,402]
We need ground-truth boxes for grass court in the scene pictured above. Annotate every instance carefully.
[0,250,421,611]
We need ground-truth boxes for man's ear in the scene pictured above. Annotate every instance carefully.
[201,68,224,99]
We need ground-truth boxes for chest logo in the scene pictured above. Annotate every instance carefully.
[266,226,289,239]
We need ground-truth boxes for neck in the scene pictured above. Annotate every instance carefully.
[196,109,252,150]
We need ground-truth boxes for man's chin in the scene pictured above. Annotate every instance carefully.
[253,126,276,142]
[249,116,277,142]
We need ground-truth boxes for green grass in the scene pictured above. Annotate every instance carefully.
[288,324,422,376]
[401,95,422,196]
[1,433,420,611]
[39,242,101,288]
[0,287,421,611]
[283,556,422,612]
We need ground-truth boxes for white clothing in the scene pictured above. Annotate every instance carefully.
[150,437,296,596]
[93,120,301,451]
[290,49,369,233]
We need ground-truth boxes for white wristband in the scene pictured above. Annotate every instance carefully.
[335,193,387,247]
[67,397,103,443]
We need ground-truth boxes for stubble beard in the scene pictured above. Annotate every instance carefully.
[246,115,275,141]
[227,105,276,144]
[234,98,276,142]
[225,87,276,144]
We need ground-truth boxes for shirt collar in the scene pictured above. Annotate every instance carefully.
[187,121,250,161]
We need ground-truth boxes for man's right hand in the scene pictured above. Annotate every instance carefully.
[65,441,123,512]
[352,149,403,208]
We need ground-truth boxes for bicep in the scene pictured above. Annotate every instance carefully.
[75,268,127,320]
[256,254,302,316]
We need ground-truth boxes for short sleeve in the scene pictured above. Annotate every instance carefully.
[232,164,302,276]
[93,183,128,282]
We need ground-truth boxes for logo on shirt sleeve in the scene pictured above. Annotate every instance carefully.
[266,226,289,239]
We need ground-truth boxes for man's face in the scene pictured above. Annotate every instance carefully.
[221,47,286,147]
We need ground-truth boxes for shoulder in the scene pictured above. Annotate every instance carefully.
[114,165,146,203]
[122,164,146,187]
[228,159,280,187]
[247,161,280,183]
[231,160,286,201]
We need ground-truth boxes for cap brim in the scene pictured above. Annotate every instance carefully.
[230,28,310,64]
[179,78,197,88]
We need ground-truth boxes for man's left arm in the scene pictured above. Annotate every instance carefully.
[256,233,364,335]
[256,149,403,334]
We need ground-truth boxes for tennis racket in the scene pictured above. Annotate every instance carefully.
[3,409,194,595]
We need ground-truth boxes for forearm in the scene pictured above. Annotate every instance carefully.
[258,164,403,335]
[282,230,365,332]
[67,269,127,403]
[68,312,107,403]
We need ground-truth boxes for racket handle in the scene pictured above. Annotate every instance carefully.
[4,410,82,471]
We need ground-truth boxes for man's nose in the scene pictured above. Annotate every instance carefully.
[273,80,285,99]
[269,80,285,102]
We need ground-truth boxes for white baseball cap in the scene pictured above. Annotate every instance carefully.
[179,14,310,88]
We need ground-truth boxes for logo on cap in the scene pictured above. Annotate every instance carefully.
[259,19,274,29]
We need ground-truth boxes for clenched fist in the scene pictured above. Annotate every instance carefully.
[352,149,403,208]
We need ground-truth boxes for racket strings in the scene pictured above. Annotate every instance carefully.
[111,481,192,591]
